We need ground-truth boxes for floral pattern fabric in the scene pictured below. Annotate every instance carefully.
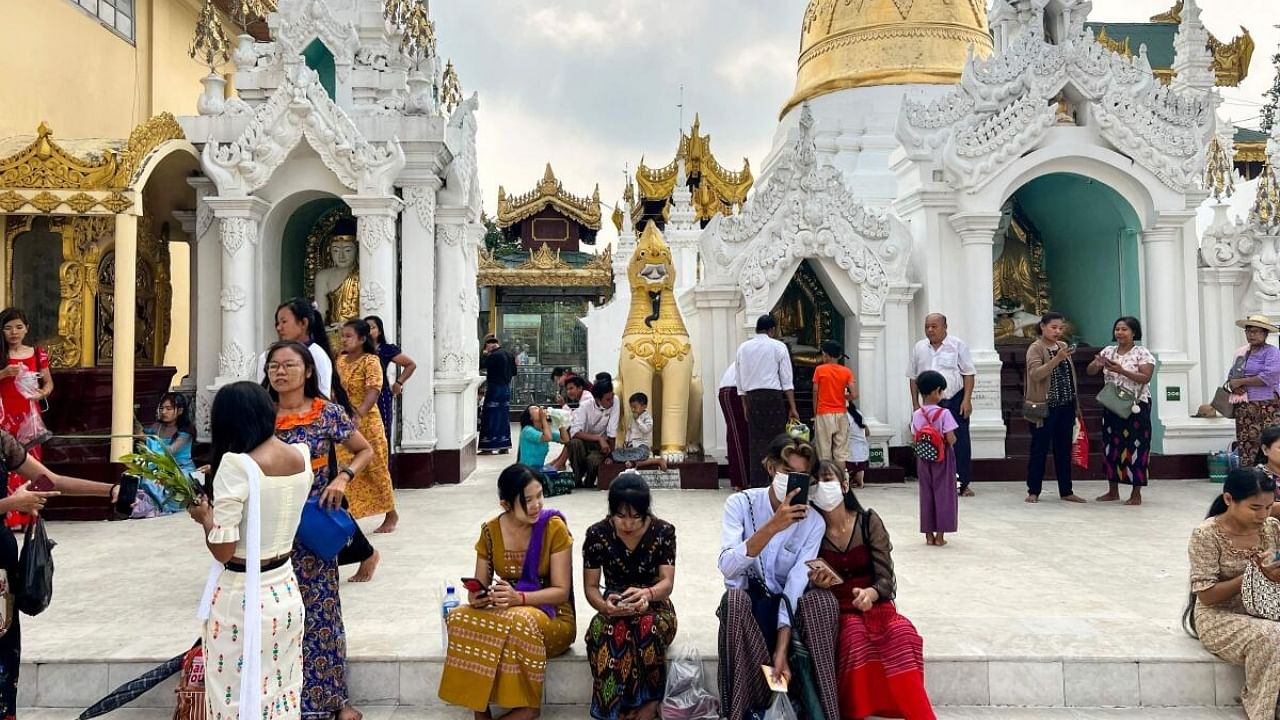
[335,353,395,518]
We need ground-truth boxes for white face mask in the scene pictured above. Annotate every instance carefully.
[771,472,791,503]
[812,481,845,512]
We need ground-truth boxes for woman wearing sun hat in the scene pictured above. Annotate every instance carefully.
[1227,314,1280,467]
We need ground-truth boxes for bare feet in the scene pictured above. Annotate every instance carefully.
[657,457,669,472]
[349,549,380,582]
[337,703,363,720]
[1025,494,1039,503]
[1061,494,1087,503]
[936,534,948,547]
[959,486,975,497]
[373,510,399,534]
[1124,495,1143,506]
[495,708,540,720]
[1096,492,1120,502]
[926,534,936,546]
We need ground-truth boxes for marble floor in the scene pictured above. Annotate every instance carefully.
[25,452,1220,665]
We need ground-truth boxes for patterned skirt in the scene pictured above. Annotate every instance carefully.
[1102,402,1152,487]
[1235,399,1280,467]
[837,602,934,720]
[291,543,347,719]
[203,563,304,720]
[585,604,678,720]
[438,605,575,711]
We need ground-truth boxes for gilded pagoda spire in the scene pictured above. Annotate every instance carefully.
[634,115,753,225]
[496,163,602,230]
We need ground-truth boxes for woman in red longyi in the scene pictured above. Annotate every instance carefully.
[808,460,935,719]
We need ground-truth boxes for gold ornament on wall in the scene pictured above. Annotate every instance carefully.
[190,0,231,69]
[441,60,462,114]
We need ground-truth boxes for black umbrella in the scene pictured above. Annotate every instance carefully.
[76,641,197,720]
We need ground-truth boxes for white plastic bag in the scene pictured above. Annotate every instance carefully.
[15,402,51,449]
[762,692,798,720]
[660,646,718,720]
[847,418,870,463]
[13,366,40,400]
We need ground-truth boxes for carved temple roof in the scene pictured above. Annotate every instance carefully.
[476,243,614,296]
[1087,1,1254,87]
[496,164,602,231]
[1235,127,1269,165]
[635,115,753,224]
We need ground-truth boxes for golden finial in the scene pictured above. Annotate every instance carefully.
[190,0,231,70]
[1203,135,1235,202]
[386,0,435,66]
[612,204,624,233]
[1253,162,1280,231]
[441,60,462,114]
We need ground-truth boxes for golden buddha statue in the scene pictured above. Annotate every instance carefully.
[313,234,360,328]
[772,265,828,366]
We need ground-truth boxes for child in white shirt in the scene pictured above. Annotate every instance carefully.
[611,392,669,471]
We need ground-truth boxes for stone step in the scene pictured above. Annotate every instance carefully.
[21,654,1244,712]
[14,706,1244,719]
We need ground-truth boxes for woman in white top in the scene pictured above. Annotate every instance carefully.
[257,299,339,400]
[189,381,312,720]
[1087,316,1156,506]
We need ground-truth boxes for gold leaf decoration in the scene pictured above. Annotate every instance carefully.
[190,0,231,69]
[63,193,99,214]
[496,164,602,230]
[0,122,118,190]
[99,192,134,214]
[0,191,27,213]
[28,191,63,213]
[441,60,462,114]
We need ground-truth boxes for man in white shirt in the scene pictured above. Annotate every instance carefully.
[717,362,750,489]
[565,376,618,488]
[908,313,977,496]
[736,314,799,488]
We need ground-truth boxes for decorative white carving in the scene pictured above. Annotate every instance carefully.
[195,389,214,442]
[270,0,360,66]
[219,340,254,379]
[436,333,467,375]
[203,63,406,197]
[358,215,395,254]
[407,398,437,440]
[219,216,256,257]
[361,281,387,314]
[405,185,436,228]
[702,104,911,318]
[899,20,1214,192]
[443,94,481,210]
[196,199,214,239]
[438,224,463,247]
[219,285,247,311]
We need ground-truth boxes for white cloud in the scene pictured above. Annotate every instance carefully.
[715,40,795,92]
[524,6,646,49]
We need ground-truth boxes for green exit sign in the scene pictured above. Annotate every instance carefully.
[869,446,885,468]
[1166,386,1181,402]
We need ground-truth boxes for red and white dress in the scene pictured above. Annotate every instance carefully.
[0,347,48,529]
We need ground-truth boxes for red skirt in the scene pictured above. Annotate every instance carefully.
[837,602,934,720]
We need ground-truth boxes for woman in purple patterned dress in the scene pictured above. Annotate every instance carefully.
[364,316,417,446]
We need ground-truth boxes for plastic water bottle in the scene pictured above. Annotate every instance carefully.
[441,585,460,651]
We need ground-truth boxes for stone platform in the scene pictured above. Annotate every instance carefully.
[18,452,1244,714]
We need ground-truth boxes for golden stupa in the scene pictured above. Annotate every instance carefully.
[783,0,995,116]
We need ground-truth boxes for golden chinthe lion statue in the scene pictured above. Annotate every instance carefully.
[615,223,702,462]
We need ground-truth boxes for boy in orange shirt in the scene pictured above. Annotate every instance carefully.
[812,341,858,470]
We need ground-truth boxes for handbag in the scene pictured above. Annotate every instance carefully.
[1096,382,1140,419]
[16,516,55,616]
[1021,400,1048,422]
[296,442,357,561]
[779,594,825,720]
[1241,560,1280,621]
[1211,384,1237,419]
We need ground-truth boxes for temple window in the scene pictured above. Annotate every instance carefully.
[66,0,134,42]
[302,40,337,100]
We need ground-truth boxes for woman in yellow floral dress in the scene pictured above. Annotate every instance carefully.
[337,319,398,534]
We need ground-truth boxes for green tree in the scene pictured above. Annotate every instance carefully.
[481,213,518,254]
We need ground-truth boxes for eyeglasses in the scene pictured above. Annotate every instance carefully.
[267,362,304,373]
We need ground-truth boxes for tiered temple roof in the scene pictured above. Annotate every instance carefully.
[496,163,601,233]
[634,115,753,227]
[1087,1,1254,88]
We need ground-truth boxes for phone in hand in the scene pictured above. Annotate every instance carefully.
[461,577,490,596]
[30,475,55,493]
[786,472,811,506]
[115,474,139,517]
[805,558,845,585]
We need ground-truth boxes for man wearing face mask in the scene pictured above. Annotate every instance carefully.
[716,436,834,720]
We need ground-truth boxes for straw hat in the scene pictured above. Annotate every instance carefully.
[1236,314,1280,333]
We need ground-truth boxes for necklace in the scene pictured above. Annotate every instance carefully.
[826,513,855,542]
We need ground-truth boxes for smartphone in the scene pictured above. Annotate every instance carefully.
[1068,343,1078,352]
[786,472,810,506]
[805,558,846,585]
[115,474,139,516]
[460,577,489,596]
[30,475,54,493]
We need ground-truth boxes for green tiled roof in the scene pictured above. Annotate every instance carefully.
[1086,22,1177,68]
[1236,127,1269,143]
[491,249,602,269]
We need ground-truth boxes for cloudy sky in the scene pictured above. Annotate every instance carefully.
[430,1,1278,248]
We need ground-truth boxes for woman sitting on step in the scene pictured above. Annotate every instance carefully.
[438,464,576,720]
[582,472,678,720]
[807,460,935,720]
[1183,467,1280,720]
[716,435,838,720]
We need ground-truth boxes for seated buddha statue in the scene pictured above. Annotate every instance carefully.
[313,234,360,328]
[773,281,824,366]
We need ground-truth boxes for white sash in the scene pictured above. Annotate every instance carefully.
[197,453,264,719]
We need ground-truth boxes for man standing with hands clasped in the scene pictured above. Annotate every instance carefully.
[908,313,977,496]
[736,314,800,488]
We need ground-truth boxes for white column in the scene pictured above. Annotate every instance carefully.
[692,287,743,462]
[205,196,270,385]
[1199,266,1250,402]
[187,179,221,441]
[110,212,139,462]
[344,195,403,320]
[400,182,439,452]
[882,283,919,444]
[857,319,888,451]
[434,207,483,451]
[1142,227,1187,356]
[949,212,1007,458]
